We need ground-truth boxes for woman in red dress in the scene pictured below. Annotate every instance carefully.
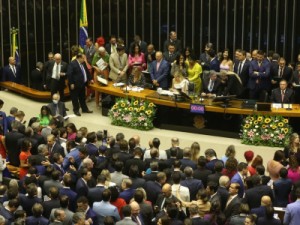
[19,139,32,179]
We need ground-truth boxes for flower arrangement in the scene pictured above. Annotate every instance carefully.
[108,97,156,130]
[240,114,292,147]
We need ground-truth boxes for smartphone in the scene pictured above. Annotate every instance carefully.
[103,130,108,139]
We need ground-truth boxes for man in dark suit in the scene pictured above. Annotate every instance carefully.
[49,209,66,225]
[208,49,220,72]
[5,120,24,167]
[207,161,223,185]
[42,186,61,218]
[105,35,118,55]
[76,168,92,198]
[218,72,244,97]
[273,167,292,207]
[47,93,67,127]
[145,44,156,72]
[205,149,223,173]
[189,204,211,225]
[144,172,166,204]
[83,37,96,65]
[134,190,153,225]
[46,53,68,102]
[270,79,294,103]
[130,35,147,53]
[201,70,221,97]
[0,199,19,225]
[119,178,136,204]
[2,56,22,83]
[26,203,49,225]
[43,52,54,90]
[124,148,145,177]
[163,43,178,66]
[224,182,241,220]
[19,183,43,216]
[60,174,77,212]
[234,49,251,90]
[43,170,63,196]
[88,174,106,206]
[180,167,204,200]
[150,51,170,89]
[165,137,183,159]
[217,175,230,211]
[155,183,179,211]
[67,53,93,116]
[193,156,212,188]
[250,195,272,218]
[199,42,214,72]
[248,50,271,100]
[180,147,197,170]
[271,57,292,89]
[163,31,182,53]
[30,61,44,90]
[244,175,274,209]
[47,134,65,163]
[231,162,248,198]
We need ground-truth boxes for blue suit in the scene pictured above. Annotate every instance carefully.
[180,178,204,201]
[150,59,170,89]
[250,206,266,218]
[59,187,77,212]
[85,143,99,156]
[63,148,81,170]
[273,178,292,207]
[284,200,300,225]
[209,57,220,72]
[231,172,245,198]
[0,111,7,135]
[26,216,49,225]
[76,178,89,197]
[86,207,98,225]
[119,188,136,204]
[248,59,271,99]
[2,64,22,83]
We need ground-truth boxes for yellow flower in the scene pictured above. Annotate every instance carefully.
[257,116,263,122]
[146,110,152,115]
[278,122,284,127]
[272,125,277,129]
[283,119,288,123]
[140,106,145,111]
[244,124,250,129]
[148,102,154,107]
[254,120,258,125]
[262,125,267,129]
[249,117,254,121]
[283,128,289,134]
[129,107,133,111]
[133,101,139,106]
[121,103,126,107]
[264,118,271,123]
[112,105,117,110]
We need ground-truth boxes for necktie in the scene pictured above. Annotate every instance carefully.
[208,80,214,92]
[281,90,285,102]
[56,64,60,79]
[238,62,242,75]
[132,216,141,225]
[80,64,87,83]
[279,67,283,77]
[119,56,123,68]
[13,66,16,76]
[156,61,160,71]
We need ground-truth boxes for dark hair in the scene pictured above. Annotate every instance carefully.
[59,195,69,208]
[172,171,181,184]
[207,181,218,193]
[122,205,132,217]
[130,44,141,56]
[108,186,119,202]
[198,156,207,167]
[237,162,248,171]
[273,150,285,162]
[114,161,124,172]
[66,123,77,133]
[134,189,144,203]
[40,105,51,117]
[86,132,96,144]
[279,167,288,178]
[21,139,32,151]
[152,138,160,148]
[256,165,265,175]
[129,165,140,178]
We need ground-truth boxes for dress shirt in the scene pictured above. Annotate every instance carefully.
[226,194,238,208]
[52,63,61,79]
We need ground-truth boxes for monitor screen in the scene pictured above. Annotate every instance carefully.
[190,104,205,114]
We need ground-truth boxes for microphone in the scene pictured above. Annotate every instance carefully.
[123,75,129,93]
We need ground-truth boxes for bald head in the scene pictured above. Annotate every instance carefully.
[8,57,16,65]
[54,53,62,64]
[162,183,172,197]
[261,195,272,206]
[130,201,140,216]
[155,51,163,62]
[52,93,60,101]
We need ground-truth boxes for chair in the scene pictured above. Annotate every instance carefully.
[259,90,269,102]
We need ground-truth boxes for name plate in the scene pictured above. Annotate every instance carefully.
[190,104,205,114]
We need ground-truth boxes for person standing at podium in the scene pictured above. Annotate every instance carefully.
[150,51,169,89]
[2,56,22,84]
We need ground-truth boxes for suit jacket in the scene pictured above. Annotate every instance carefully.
[257,217,281,225]
[230,173,245,198]
[180,158,197,170]
[250,206,266,218]
[116,217,137,225]
[26,216,49,225]
[165,147,184,159]
[49,207,74,225]
[46,61,68,83]
[217,75,243,97]
[224,195,241,219]
[150,59,170,89]
[131,177,146,189]
[273,178,293,207]
[155,194,179,210]
[163,39,182,53]
[76,178,89,197]
[144,180,162,204]
[88,185,105,206]
[217,186,229,211]
[210,57,220,72]
[30,68,44,90]
[19,195,42,216]
[109,52,129,81]
[85,143,98,156]
[47,101,67,118]
[0,207,14,225]
[84,44,96,64]
[272,66,292,84]
[111,171,129,188]
[2,64,22,83]
[248,59,271,90]
[67,60,91,88]
[59,187,77,211]
[93,201,120,224]
[191,217,211,225]
[139,201,153,225]
[206,159,223,173]
[130,41,148,53]
[244,184,274,209]
[180,178,204,201]
[43,179,63,196]
[202,77,221,94]
[270,88,294,103]
[283,200,300,225]
[42,199,61,218]
[119,188,136,204]
[193,168,212,188]
[124,158,145,176]
[105,43,118,55]
[234,59,251,87]
[5,130,24,167]
[163,51,178,65]
[207,172,222,185]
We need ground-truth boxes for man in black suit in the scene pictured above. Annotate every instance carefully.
[218,72,243,97]
[244,174,274,209]
[271,57,292,89]
[43,52,54,90]
[163,31,182,53]
[76,168,92,198]
[193,156,212,188]
[42,186,61,218]
[144,172,166,204]
[0,199,19,224]
[30,61,44,90]
[189,204,211,225]
[67,53,93,116]
[155,183,179,211]
[165,137,183,159]
[208,49,220,72]
[46,53,68,101]
[124,147,145,177]
[130,35,147,53]
[180,167,204,201]
[270,79,294,103]
[224,182,241,220]
[47,134,65,163]
[2,56,22,83]
[19,183,43,216]
[5,120,24,167]
[234,49,251,98]
[129,165,146,189]
[217,175,230,211]
[207,161,223,185]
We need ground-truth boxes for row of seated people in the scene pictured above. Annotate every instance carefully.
[1,110,300,225]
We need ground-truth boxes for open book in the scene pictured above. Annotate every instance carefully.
[96,58,107,71]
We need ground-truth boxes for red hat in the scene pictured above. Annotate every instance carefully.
[244,150,254,162]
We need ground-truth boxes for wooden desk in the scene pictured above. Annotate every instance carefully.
[0,81,70,101]
[89,82,300,117]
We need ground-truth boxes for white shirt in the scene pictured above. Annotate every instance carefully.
[52,63,61,79]
[143,149,167,160]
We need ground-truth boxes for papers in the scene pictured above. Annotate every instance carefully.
[97,76,108,85]
[64,114,77,119]
[160,90,174,96]
[272,103,293,109]
[96,58,107,71]
[113,82,125,87]
[122,86,144,92]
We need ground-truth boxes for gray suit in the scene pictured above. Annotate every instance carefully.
[109,52,128,81]
[43,179,63,196]
[110,172,129,188]
[84,44,96,65]
[50,207,74,225]
[116,217,136,225]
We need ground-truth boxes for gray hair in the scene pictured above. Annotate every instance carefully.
[72,212,85,224]
[0,215,5,225]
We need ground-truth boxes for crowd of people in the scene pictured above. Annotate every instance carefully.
[0,94,300,225]
[2,31,300,116]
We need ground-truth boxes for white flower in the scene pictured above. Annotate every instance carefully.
[271,134,274,137]
[265,129,268,132]
[253,129,256,132]
[255,126,258,128]
[256,133,259,135]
